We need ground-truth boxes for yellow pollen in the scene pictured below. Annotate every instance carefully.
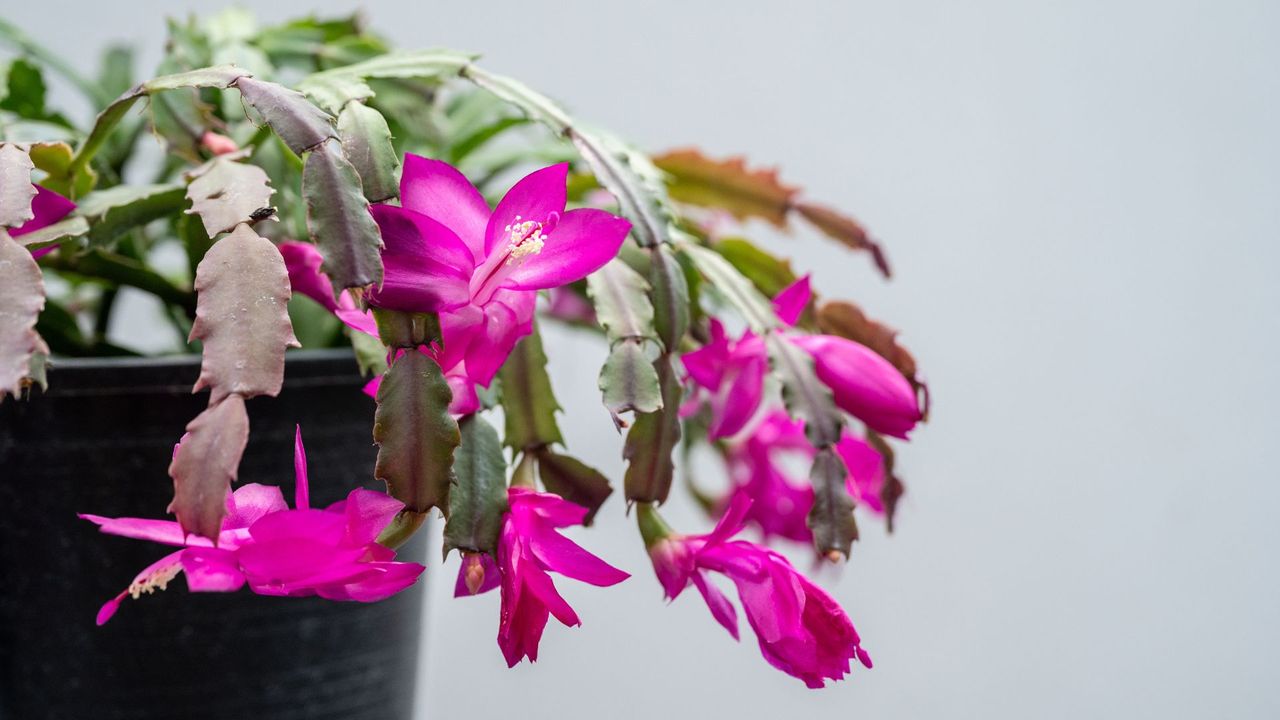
[127,562,182,599]
[503,215,547,265]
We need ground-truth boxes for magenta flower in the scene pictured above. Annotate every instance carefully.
[723,410,886,544]
[646,496,872,688]
[681,276,921,439]
[80,427,424,624]
[454,487,629,666]
[680,319,768,439]
[284,156,631,414]
[15,186,75,259]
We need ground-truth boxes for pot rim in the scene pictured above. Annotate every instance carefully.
[31,349,365,397]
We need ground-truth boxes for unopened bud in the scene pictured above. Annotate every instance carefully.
[463,552,487,595]
[200,131,239,156]
[824,550,845,564]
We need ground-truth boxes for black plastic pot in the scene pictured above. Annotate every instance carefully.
[0,350,424,720]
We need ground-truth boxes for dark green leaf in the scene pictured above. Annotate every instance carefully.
[586,258,652,342]
[348,327,388,377]
[443,414,509,556]
[808,447,859,559]
[496,323,562,451]
[370,307,441,348]
[622,356,682,504]
[536,450,612,525]
[302,137,384,291]
[599,340,661,428]
[337,102,399,203]
[73,183,189,247]
[235,75,335,154]
[69,64,248,189]
[298,49,474,113]
[448,116,528,165]
[0,59,53,123]
[649,244,689,351]
[373,351,461,514]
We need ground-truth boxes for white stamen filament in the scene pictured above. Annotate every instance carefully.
[128,561,182,599]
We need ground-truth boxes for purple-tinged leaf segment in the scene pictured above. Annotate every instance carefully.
[0,230,46,400]
[189,224,300,404]
[0,143,37,228]
[168,394,250,541]
[184,156,275,237]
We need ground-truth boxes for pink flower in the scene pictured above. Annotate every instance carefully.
[14,186,75,259]
[680,319,768,440]
[283,156,631,415]
[454,487,629,666]
[723,410,887,545]
[681,276,921,439]
[80,427,424,624]
[645,496,872,688]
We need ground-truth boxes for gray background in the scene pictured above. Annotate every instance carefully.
[6,1,1279,717]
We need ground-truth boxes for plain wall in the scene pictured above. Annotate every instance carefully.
[5,1,1278,717]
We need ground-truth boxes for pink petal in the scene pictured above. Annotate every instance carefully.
[399,154,491,263]
[708,354,767,440]
[315,561,425,602]
[79,514,193,547]
[342,488,405,546]
[681,333,729,389]
[438,305,484,372]
[280,241,340,313]
[791,335,922,439]
[501,208,631,292]
[705,494,754,546]
[293,425,310,511]
[12,185,75,237]
[238,536,365,586]
[446,371,480,415]
[461,298,531,387]
[225,484,289,530]
[835,432,886,513]
[453,553,501,597]
[499,582,550,667]
[484,163,568,256]
[180,547,246,592]
[692,571,740,640]
[335,307,379,337]
[525,522,629,587]
[520,562,581,627]
[511,488,589,528]
[363,376,381,398]
[773,275,811,327]
[95,593,126,626]
[367,204,474,313]
[248,509,346,544]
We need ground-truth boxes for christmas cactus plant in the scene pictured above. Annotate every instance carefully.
[0,10,927,688]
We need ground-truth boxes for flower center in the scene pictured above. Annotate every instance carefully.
[472,211,559,304]
[503,215,548,264]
